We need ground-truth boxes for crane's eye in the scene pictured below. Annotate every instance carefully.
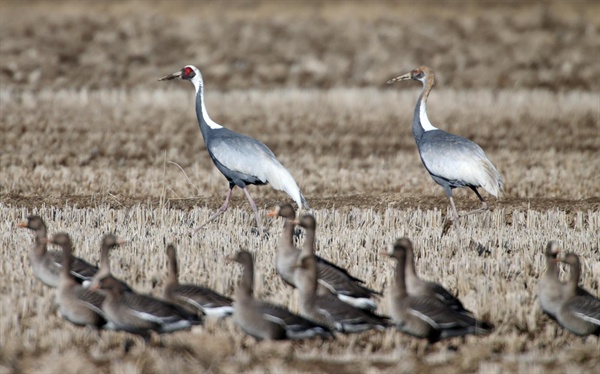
[412,70,423,78]
[182,67,195,79]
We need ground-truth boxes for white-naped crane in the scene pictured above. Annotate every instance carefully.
[387,66,503,234]
[159,65,309,236]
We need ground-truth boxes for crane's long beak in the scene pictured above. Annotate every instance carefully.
[158,71,182,81]
[386,72,412,84]
[17,221,27,228]
[117,238,128,246]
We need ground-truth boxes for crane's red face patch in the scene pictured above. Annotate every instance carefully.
[182,67,195,79]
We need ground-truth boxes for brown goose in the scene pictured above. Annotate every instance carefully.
[538,241,563,319]
[268,204,300,287]
[163,244,233,318]
[230,250,332,340]
[270,205,380,310]
[87,234,132,292]
[554,253,600,336]
[49,233,109,329]
[18,215,98,287]
[538,242,594,321]
[383,240,493,343]
[394,238,469,314]
[293,222,389,333]
[91,275,202,341]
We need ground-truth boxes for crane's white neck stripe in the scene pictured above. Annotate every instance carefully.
[192,74,223,130]
[419,100,438,131]
[201,102,223,129]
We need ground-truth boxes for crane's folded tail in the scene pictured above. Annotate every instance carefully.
[300,191,310,210]
[480,159,503,197]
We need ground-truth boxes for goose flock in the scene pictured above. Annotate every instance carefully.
[19,212,599,346]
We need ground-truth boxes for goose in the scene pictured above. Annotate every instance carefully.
[87,234,132,292]
[538,241,563,319]
[163,244,234,318]
[383,240,493,343]
[91,275,202,341]
[292,235,389,333]
[230,250,332,340]
[18,216,97,287]
[49,233,109,329]
[394,238,470,314]
[270,205,380,310]
[554,253,600,336]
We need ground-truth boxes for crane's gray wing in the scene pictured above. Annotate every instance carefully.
[207,131,278,181]
[419,131,501,196]
[207,130,304,204]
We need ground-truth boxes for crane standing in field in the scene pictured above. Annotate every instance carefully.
[387,66,503,234]
[159,65,309,236]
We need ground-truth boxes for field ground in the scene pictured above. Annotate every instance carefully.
[1,1,599,373]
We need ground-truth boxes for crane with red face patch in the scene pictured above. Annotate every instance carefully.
[159,66,309,236]
[387,67,503,234]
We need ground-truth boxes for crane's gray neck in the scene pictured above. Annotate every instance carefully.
[192,75,222,140]
[412,81,438,143]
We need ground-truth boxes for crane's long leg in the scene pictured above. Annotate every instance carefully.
[194,187,233,232]
[448,196,460,222]
[242,187,264,237]
[442,195,461,238]
[460,187,489,217]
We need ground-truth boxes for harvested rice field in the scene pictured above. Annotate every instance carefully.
[1,1,599,373]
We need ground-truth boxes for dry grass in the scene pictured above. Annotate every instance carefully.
[1,205,599,373]
[1,1,599,373]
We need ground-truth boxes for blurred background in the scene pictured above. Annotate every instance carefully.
[1,0,598,92]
